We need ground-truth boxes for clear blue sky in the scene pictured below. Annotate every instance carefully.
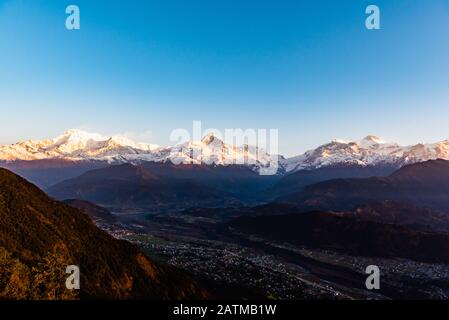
[1,0,449,156]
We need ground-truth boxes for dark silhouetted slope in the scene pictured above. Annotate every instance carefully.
[47,164,241,209]
[63,199,116,223]
[229,211,449,263]
[0,168,207,299]
[280,160,449,212]
[352,201,449,234]
[0,159,108,188]
[268,164,396,199]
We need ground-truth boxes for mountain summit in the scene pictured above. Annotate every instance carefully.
[357,135,386,148]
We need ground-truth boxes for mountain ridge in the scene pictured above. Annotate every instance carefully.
[279,159,449,212]
[46,163,243,210]
[2,130,449,174]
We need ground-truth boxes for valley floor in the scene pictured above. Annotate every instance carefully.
[96,211,449,300]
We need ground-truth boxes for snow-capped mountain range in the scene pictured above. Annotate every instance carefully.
[1,129,449,174]
[0,129,278,173]
[283,135,449,172]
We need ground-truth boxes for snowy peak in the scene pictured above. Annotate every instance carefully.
[49,129,106,154]
[357,135,385,148]
[0,129,157,162]
[363,135,384,143]
[166,132,278,173]
[50,129,158,152]
[201,133,222,146]
[283,135,449,172]
[55,129,104,143]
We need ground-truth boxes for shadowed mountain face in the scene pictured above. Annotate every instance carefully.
[279,160,449,212]
[351,201,449,234]
[0,168,207,299]
[0,159,108,188]
[47,164,243,210]
[140,162,280,199]
[0,159,280,197]
[63,199,117,224]
[267,164,397,199]
[228,211,449,263]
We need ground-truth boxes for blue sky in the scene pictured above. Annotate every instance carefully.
[1,0,449,156]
